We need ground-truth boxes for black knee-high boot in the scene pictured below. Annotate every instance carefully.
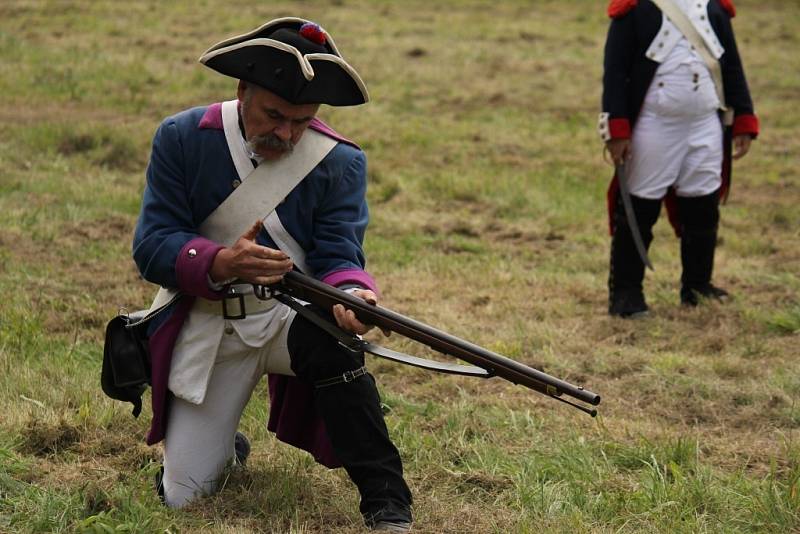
[608,194,662,317]
[287,310,413,526]
[677,191,729,306]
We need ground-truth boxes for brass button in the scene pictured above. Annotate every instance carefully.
[224,324,234,335]
[188,248,197,258]
[232,179,241,189]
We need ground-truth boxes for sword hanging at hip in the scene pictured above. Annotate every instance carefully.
[616,162,654,271]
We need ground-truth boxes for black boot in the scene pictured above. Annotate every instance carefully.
[677,191,729,306]
[234,431,251,466]
[608,194,661,317]
[288,309,413,528]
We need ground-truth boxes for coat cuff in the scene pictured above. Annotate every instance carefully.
[321,269,379,295]
[732,114,759,138]
[608,118,632,139]
[599,113,632,141]
[176,237,227,300]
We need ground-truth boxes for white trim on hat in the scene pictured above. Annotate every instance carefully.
[199,38,316,81]
[201,17,342,57]
[198,41,369,104]
[198,18,368,105]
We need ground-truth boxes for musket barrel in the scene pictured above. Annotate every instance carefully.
[276,271,601,408]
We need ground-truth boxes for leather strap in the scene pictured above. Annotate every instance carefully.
[200,100,337,246]
[267,290,491,378]
[193,286,278,318]
[315,366,369,388]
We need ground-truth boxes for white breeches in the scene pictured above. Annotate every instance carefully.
[162,312,296,508]
[627,67,723,200]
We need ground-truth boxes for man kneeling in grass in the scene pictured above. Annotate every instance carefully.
[132,17,412,532]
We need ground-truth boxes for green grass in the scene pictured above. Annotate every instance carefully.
[2,0,800,532]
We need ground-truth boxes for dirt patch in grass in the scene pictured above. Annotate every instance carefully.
[19,419,81,456]
[61,216,135,247]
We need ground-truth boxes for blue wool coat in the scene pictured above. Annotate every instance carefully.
[133,105,371,290]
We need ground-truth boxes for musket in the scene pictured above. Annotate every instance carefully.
[253,271,601,417]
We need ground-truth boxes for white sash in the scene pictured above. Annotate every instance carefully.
[144,99,336,315]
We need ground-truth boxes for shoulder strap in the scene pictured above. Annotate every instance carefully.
[200,100,337,246]
[144,100,336,316]
[650,0,730,121]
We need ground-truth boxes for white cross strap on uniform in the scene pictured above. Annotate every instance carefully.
[143,99,337,317]
[201,99,337,246]
[650,0,733,124]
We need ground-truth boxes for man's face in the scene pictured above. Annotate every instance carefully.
[237,82,320,161]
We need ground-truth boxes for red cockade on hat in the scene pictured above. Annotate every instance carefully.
[299,22,327,45]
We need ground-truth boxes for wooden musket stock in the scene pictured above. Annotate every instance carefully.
[266,271,601,416]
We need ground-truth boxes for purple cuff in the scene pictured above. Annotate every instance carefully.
[176,237,226,300]
[321,268,378,295]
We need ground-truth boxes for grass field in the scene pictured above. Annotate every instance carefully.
[1,1,799,532]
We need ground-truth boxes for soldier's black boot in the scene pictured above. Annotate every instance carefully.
[677,191,729,307]
[288,310,412,531]
[608,194,662,318]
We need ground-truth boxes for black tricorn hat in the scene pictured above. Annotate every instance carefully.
[199,17,368,106]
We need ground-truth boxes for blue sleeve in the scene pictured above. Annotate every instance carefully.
[132,119,201,288]
[306,150,369,278]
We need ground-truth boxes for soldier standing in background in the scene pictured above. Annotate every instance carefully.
[599,0,759,317]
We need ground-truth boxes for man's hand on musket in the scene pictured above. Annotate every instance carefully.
[210,220,293,285]
[333,291,390,337]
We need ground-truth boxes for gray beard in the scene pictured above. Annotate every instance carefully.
[246,134,294,157]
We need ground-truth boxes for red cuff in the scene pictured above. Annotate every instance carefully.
[732,114,759,138]
[609,118,632,139]
[176,237,227,300]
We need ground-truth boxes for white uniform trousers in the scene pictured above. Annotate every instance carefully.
[627,63,723,199]
[162,308,297,508]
